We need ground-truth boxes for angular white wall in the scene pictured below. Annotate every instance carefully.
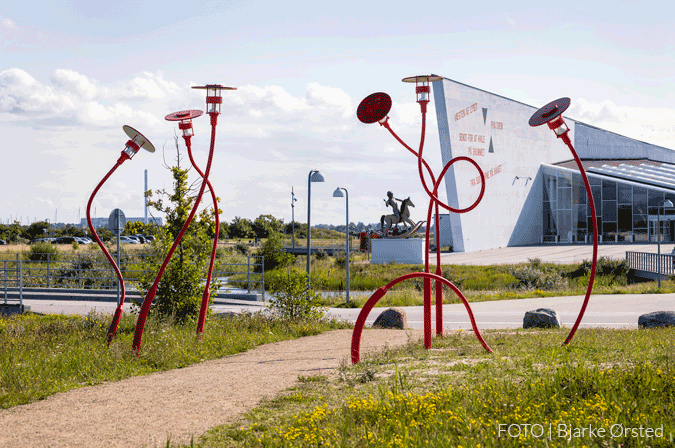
[433,77,571,252]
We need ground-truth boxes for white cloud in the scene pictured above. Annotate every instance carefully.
[569,98,675,148]
[0,14,16,29]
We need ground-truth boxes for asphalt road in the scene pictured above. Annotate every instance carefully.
[14,292,675,331]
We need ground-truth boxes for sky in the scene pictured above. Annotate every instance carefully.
[1,0,674,229]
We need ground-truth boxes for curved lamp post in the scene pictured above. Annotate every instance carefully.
[352,76,490,362]
[133,84,236,354]
[164,109,221,339]
[528,97,598,346]
[306,170,325,290]
[333,187,350,303]
[657,199,674,287]
[87,125,155,344]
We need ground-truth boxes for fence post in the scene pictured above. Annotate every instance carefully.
[78,254,82,289]
[47,253,50,288]
[3,260,7,304]
[15,254,19,292]
[247,254,251,292]
[262,256,265,302]
[19,260,23,306]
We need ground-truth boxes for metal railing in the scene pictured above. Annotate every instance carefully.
[1,253,265,303]
[626,251,675,276]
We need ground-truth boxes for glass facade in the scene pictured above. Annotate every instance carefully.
[542,165,675,243]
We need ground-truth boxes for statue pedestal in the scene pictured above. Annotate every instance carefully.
[371,238,426,265]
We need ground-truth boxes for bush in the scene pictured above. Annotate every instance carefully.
[26,242,59,262]
[257,232,294,272]
[235,242,250,256]
[314,249,327,261]
[333,251,347,269]
[267,269,325,320]
[508,259,567,290]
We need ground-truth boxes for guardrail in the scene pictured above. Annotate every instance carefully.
[626,251,675,276]
[1,253,265,304]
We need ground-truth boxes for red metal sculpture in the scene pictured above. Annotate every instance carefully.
[352,75,493,363]
[164,109,221,339]
[132,84,236,353]
[86,125,155,344]
[529,97,598,346]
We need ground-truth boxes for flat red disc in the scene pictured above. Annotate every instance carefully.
[357,92,392,124]
[165,110,203,121]
[529,97,570,127]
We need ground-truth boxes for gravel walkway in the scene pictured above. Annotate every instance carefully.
[0,329,421,447]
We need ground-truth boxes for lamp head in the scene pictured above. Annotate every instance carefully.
[529,97,571,138]
[310,170,325,183]
[333,187,345,198]
[122,125,155,159]
[165,110,203,138]
[402,75,442,104]
[357,92,392,124]
[192,84,237,115]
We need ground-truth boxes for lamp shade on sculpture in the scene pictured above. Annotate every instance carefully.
[357,92,392,124]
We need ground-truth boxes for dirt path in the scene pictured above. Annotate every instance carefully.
[0,329,421,447]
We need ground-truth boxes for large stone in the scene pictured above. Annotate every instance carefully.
[373,307,408,329]
[523,308,561,329]
[638,311,675,328]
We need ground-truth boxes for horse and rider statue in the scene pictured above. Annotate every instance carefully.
[381,191,419,237]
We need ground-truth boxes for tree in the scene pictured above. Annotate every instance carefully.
[0,221,22,242]
[256,232,294,272]
[23,221,50,241]
[132,138,219,323]
[252,214,284,239]
[229,216,255,239]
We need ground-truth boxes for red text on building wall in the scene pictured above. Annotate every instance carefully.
[454,103,478,122]
[470,164,503,187]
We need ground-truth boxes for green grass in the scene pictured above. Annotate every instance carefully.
[178,327,675,447]
[0,311,351,409]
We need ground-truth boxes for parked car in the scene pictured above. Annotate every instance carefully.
[0,239,6,245]
[118,236,140,244]
[142,235,156,242]
[52,236,78,244]
[132,235,147,243]
[75,237,92,244]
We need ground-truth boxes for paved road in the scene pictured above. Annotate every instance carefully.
[13,292,675,331]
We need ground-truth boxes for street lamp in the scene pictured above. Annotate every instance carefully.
[529,97,598,347]
[133,84,236,354]
[657,199,673,287]
[291,187,298,249]
[87,125,155,344]
[307,170,325,290]
[333,187,350,304]
[165,108,221,339]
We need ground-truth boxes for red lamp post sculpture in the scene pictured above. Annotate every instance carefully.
[529,98,598,346]
[132,84,236,353]
[164,109,221,339]
[352,76,492,363]
[86,125,155,344]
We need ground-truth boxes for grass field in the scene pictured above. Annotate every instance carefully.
[178,327,675,447]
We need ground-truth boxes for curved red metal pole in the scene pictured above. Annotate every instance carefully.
[560,133,598,346]
[132,116,218,353]
[86,152,130,344]
[183,135,220,339]
[351,272,493,363]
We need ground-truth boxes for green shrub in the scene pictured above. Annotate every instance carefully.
[71,241,79,251]
[235,242,250,256]
[333,251,347,269]
[26,242,59,262]
[267,268,325,320]
[314,249,327,260]
[508,258,567,290]
[256,232,294,272]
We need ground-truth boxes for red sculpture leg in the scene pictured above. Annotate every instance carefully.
[351,272,493,364]
[87,153,129,344]
[132,117,218,354]
[184,137,220,339]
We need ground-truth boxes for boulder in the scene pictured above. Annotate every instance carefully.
[373,307,408,329]
[523,308,561,329]
[638,311,675,328]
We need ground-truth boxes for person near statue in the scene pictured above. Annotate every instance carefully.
[384,191,404,222]
[380,191,419,237]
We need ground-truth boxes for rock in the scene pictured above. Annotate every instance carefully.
[523,308,561,329]
[373,307,407,329]
[638,311,675,328]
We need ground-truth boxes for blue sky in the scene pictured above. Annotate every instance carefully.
[1,0,674,227]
